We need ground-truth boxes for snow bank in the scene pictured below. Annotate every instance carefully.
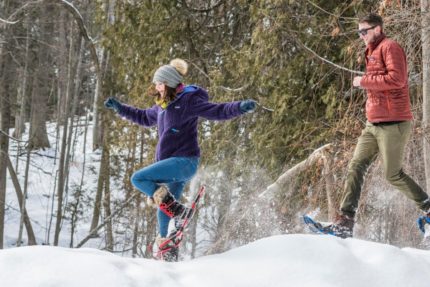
[1,234,429,287]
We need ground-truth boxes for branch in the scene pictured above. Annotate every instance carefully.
[0,129,27,143]
[75,193,139,248]
[217,84,250,92]
[2,0,100,75]
[259,143,333,198]
[305,0,357,20]
[0,17,19,24]
[52,0,100,75]
[2,1,43,23]
[182,0,223,13]
[292,38,364,75]
[189,61,252,94]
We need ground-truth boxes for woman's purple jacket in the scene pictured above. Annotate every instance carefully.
[117,85,243,161]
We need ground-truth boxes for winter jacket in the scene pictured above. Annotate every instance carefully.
[117,85,243,161]
[360,34,413,123]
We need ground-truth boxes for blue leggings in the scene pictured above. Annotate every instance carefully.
[131,157,199,237]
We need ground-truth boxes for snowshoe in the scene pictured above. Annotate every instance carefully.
[154,186,206,261]
[303,214,353,239]
[417,215,430,237]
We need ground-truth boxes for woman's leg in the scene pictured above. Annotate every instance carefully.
[131,157,199,237]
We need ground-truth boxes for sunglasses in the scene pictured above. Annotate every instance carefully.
[357,25,377,36]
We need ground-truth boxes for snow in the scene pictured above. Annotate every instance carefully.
[4,119,430,286]
[1,234,430,287]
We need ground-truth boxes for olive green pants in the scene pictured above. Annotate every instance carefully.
[340,121,429,217]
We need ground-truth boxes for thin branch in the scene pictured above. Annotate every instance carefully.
[182,0,224,13]
[257,102,274,112]
[189,61,252,93]
[294,39,364,75]
[75,192,139,248]
[0,17,19,24]
[305,0,357,20]
[0,129,27,143]
[217,84,250,92]
[3,0,100,75]
[52,0,100,75]
[189,61,210,80]
[3,1,43,23]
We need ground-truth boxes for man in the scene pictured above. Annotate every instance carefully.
[325,13,430,238]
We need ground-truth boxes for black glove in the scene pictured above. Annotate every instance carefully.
[104,97,121,113]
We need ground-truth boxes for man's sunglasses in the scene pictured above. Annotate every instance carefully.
[357,25,377,36]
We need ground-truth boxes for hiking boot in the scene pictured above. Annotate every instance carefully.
[321,214,355,239]
[156,236,179,262]
[153,186,191,219]
[162,245,179,262]
[146,196,157,208]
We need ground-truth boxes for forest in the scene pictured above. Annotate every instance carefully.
[1,0,430,259]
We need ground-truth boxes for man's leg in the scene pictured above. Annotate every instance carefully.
[340,123,379,217]
[377,121,430,211]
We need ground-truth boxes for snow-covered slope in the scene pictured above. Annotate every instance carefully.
[1,234,430,287]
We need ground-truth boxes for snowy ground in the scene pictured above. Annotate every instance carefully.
[4,119,430,286]
[1,234,430,287]
[5,120,104,248]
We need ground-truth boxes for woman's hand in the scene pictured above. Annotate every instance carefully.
[104,97,122,112]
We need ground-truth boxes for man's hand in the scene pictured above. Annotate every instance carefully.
[353,76,362,88]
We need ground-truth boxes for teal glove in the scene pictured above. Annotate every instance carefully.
[104,97,121,112]
[240,100,257,114]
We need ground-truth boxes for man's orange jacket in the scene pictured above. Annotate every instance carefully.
[360,34,413,123]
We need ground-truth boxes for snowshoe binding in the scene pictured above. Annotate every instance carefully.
[154,186,206,261]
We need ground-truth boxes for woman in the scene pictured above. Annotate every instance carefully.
[105,58,256,261]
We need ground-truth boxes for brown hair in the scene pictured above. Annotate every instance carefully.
[151,86,178,103]
[358,13,383,28]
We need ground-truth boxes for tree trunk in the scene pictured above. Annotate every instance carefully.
[0,47,13,249]
[68,37,85,248]
[8,151,37,246]
[92,48,107,150]
[13,21,30,139]
[28,5,52,150]
[132,194,141,257]
[422,0,430,193]
[53,17,76,245]
[90,131,108,233]
[103,146,113,251]
[0,6,15,246]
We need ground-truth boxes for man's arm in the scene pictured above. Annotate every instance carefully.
[358,42,408,91]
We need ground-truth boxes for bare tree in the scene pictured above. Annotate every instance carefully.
[27,6,52,150]
[0,15,14,249]
[13,20,30,139]
[103,146,113,251]
[422,0,430,193]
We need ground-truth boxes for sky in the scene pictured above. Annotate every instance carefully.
[1,234,430,287]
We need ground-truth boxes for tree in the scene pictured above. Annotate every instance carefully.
[422,0,430,193]
[0,0,16,248]
[27,5,53,150]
